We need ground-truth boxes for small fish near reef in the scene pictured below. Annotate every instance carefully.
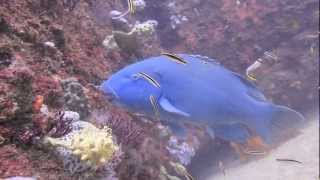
[101,53,305,153]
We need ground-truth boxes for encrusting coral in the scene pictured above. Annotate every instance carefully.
[44,123,118,168]
[103,20,158,57]
[61,78,90,119]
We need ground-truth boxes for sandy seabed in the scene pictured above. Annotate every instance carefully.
[207,120,319,180]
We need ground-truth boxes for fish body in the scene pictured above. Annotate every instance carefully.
[101,54,304,144]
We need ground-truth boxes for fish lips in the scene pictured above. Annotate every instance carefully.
[100,83,119,102]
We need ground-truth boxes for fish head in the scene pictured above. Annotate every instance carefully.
[101,66,162,115]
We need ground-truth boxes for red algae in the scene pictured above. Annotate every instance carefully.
[0,145,33,178]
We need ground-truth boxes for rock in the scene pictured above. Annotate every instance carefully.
[102,35,120,51]
[43,41,56,48]
[62,110,80,122]
[0,47,13,70]
[0,17,10,33]
[50,25,65,50]
[170,14,189,30]
[0,66,33,123]
[15,28,39,43]
[0,145,33,178]
[167,136,196,165]
[61,78,90,119]
[110,10,131,32]
[133,0,147,12]
[104,20,159,58]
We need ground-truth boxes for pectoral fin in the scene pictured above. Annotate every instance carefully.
[205,126,215,139]
[159,97,190,117]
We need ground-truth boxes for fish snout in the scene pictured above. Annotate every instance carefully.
[100,84,119,102]
[103,90,116,102]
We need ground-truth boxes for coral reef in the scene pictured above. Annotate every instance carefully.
[0,47,12,70]
[47,111,80,138]
[166,1,189,30]
[0,145,33,178]
[14,126,41,145]
[61,78,90,119]
[0,144,72,179]
[0,0,317,179]
[112,0,146,19]
[103,20,159,58]
[44,116,120,175]
[167,136,196,165]
[0,64,33,124]
[45,123,118,167]
[92,109,145,148]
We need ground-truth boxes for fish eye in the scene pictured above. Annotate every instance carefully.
[131,74,140,80]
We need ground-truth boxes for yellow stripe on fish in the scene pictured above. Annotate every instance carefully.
[128,0,135,14]
[137,72,161,88]
[246,73,257,81]
[161,52,188,65]
[244,150,266,156]
[149,95,160,118]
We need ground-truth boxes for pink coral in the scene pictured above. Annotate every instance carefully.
[92,108,145,148]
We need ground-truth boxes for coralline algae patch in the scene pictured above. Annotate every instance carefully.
[44,119,119,175]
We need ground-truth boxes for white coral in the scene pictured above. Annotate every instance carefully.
[166,136,195,165]
[44,120,119,174]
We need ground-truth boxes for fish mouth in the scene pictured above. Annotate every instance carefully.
[108,86,119,99]
[102,85,119,101]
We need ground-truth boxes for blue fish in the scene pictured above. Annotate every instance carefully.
[101,54,304,145]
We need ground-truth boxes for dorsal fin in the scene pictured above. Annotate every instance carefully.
[161,52,188,65]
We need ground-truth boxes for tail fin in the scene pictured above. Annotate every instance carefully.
[269,105,305,142]
[253,104,305,144]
